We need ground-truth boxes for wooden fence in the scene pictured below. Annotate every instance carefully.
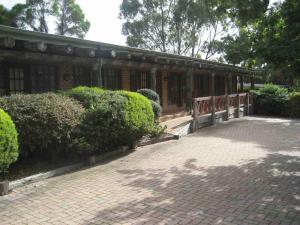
[192,93,253,131]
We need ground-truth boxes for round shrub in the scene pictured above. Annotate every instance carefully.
[288,92,300,118]
[118,91,155,135]
[137,89,160,103]
[75,92,128,153]
[77,91,155,153]
[0,93,84,159]
[0,109,19,175]
[64,86,105,109]
[151,100,162,120]
[253,84,289,116]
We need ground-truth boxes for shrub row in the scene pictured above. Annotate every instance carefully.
[253,84,300,118]
[0,87,161,169]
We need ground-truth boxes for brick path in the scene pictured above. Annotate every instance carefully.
[1,116,300,225]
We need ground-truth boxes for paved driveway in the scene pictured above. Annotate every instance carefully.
[1,117,300,225]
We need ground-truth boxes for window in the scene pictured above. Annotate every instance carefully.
[194,74,209,97]
[9,67,24,94]
[215,75,225,96]
[73,67,92,87]
[102,68,122,90]
[31,65,58,93]
[130,70,150,91]
[168,74,186,106]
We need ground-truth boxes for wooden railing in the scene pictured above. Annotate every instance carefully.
[192,92,253,131]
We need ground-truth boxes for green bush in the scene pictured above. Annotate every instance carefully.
[0,93,84,159]
[117,91,155,135]
[137,89,160,103]
[64,86,105,109]
[253,84,289,116]
[288,92,300,118]
[137,89,162,119]
[151,100,162,120]
[76,91,155,153]
[0,109,19,176]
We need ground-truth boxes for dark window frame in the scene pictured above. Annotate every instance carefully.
[102,67,122,90]
[130,70,150,91]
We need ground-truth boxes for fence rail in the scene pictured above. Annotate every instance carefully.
[192,92,253,131]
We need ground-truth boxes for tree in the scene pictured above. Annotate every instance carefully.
[120,0,229,58]
[52,0,90,38]
[0,4,26,27]
[222,0,300,85]
[18,0,52,33]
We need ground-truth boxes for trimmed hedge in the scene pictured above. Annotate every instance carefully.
[76,91,155,153]
[253,84,289,116]
[0,109,19,175]
[288,92,300,118]
[137,89,160,103]
[0,93,84,159]
[117,90,155,135]
[64,86,105,109]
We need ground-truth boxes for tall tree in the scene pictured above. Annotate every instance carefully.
[19,0,52,33]
[120,0,174,53]
[0,4,25,27]
[120,0,231,58]
[52,0,90,38]
[222,0,300,84]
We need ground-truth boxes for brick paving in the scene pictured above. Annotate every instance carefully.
[1,116,300,225]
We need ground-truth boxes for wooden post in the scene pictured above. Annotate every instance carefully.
[192,98,198,132]
[250,75,255,90]
[211,73,216,124]
[150,66,157,91]
[240,75,244,92]
[246,92,250,116]
[237,93,240,118]
[97,58,103,87]
[225,75,230,120]
[250,92,254,115]
[186,68,194,112]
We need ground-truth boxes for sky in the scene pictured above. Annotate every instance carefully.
[1,0,281,47]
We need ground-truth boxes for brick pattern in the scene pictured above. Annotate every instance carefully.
[1,116,299,225]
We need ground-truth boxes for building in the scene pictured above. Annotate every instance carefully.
[0,25,257,113]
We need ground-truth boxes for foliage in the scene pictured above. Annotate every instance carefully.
[52,0,90,38]
[76,91,155,153]
[288,92,300,118]
[2,0,90,38]
[0,4,25,27]
[120,0,230,58]
[137,89,160,103]
[63,86,105,109]
[0,109,19,176]
[0,93,84,159]
[222,0,300,85]
[117,90,155,135]
[18,0,53,33]
[150,100,162,120]
[253,84,289,116]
